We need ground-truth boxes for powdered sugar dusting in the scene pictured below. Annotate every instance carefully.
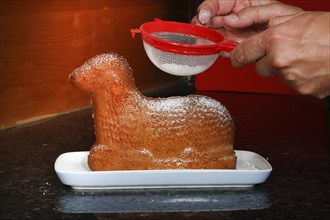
[159,63,208,76]
[71,53,132,77]
[237,161,260,170]
[91,144,110,152]
[197,96,227,112]
[145,95,231,121]
[146,97,190,112]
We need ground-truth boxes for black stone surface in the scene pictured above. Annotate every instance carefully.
[1,92,329,220]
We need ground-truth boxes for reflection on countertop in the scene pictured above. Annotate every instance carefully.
[56,187,271,213]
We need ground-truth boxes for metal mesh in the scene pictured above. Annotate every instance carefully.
[142,32,219,76]
[152,32,215,46]
[143,42,218,76]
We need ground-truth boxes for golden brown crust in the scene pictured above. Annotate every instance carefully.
[70,53,236,171]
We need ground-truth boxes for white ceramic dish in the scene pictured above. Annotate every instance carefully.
[54,150,272,189]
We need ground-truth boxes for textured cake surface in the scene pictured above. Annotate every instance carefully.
[70,53,236,171]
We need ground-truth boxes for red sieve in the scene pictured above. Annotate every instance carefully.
[131,19,238,76]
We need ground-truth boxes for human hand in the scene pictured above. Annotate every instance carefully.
[192,1,329,98]
[191,0,301,29]
[231,11,330,98]
[191,0,302,54]
[192,0,271,27]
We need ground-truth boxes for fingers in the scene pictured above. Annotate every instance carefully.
[254,56,277,76]
[223,4,279,28]
[198,7,213,25]
[223,2,302,28]
[196,0,236,26]
[268,13,301,26]
[197,1,219,25]
[191,15,200,25]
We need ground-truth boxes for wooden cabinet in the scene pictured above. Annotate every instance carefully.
[0,0,189,128]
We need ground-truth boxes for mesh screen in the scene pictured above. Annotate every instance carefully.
[152,32,215,46]
[143,42,218,76]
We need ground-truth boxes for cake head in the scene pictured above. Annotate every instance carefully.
[69,53,135,94]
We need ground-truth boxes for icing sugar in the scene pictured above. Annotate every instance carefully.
[146,97,189,112]
[159,63,208,76]
[196,96,226,112]
[91,144,110,152]
[237,161,260,170]
[72,53,132,77]
[145,95,230,121]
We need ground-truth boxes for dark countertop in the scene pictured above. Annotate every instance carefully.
[1,91,329,220]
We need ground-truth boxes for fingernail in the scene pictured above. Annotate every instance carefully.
[198,9,211,25]
[232,47,246,67]
[226,14,239,23]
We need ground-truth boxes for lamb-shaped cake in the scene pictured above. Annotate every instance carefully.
[70,53,236,171]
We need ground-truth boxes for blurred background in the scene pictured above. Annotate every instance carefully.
[0,0,191,128]
[1,0,329,129]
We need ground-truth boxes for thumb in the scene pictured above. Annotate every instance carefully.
[230,31,268,68]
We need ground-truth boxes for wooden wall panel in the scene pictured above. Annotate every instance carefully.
[0,0,189,128]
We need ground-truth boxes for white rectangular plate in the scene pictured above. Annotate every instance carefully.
[55,150,272,189]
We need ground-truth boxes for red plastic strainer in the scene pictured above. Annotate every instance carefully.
[131,19,238,76]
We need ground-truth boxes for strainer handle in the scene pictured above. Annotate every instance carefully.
[131,29,141,38]
[217,40,239,52]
